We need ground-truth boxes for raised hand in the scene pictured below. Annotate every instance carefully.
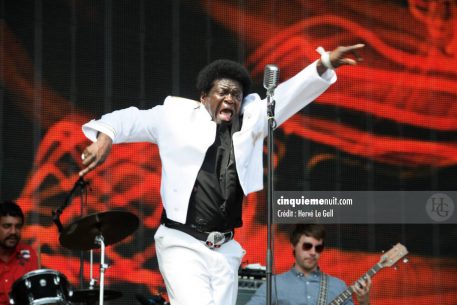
[329,44,365,68]
[316,43,365,75]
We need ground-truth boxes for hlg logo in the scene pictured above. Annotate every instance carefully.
[426,193,454,222]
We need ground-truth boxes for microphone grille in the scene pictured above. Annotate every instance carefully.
[263,64,280,91]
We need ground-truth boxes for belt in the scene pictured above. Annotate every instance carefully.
[163,220,234,249]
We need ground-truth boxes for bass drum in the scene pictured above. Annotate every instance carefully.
[9,269,73,305]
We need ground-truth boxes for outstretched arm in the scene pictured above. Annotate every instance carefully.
[271,43,365,129]
[78,103,165,177]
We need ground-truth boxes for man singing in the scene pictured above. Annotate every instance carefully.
[79,44,364,305]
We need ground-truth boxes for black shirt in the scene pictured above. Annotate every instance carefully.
[185,117,244,232]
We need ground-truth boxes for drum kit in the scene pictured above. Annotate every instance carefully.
[9,178,140,305]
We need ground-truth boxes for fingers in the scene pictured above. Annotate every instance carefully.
[81,151,96,166]
[79,160,98,177]
[330,43,365,68]
[79,151,100,176]
[338,44,365,55]
[78,136,112,176]
[79,143,100,176]
[350,50,363,62]
[354,286,368,298]
[79,166,90,177]
[340,58,358,66]
[354,275,372,296]
[345,43,365,51]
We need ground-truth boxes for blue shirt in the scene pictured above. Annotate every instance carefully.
[245,267,354,305]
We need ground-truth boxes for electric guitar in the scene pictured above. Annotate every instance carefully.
[327,243,408,305]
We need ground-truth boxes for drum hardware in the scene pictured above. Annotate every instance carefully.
[58,211,139,251]
[69,289,122,304]
[95,235,106,305]
[9,269,73,305]
[52,176,90,288]
[59,210,139,305]
[52,177,89,234]
[52,177,139,305]
[89,250,96,289]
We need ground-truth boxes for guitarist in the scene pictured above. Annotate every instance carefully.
[246,224,371,305]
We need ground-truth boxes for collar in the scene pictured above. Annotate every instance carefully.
[291,265,322,279]
[197,103,213,121]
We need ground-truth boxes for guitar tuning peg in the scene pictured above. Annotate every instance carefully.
[403,258,409,264]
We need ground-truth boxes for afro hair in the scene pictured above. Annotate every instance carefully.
[196,59,252,97]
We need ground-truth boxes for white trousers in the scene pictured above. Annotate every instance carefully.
[154,224,246,305]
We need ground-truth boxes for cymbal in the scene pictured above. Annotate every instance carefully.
[60,211,139,250]
[69,288,123,303]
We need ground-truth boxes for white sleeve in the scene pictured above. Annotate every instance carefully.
[273,60,337,127]
[82,105,164,144]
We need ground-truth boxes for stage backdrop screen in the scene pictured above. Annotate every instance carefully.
[1,1,456,304]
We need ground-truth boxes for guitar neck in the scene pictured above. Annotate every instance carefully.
[327,263,382,305]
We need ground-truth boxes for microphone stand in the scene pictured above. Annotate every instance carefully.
[52,176,89,287]
[266,91,276,305]
[77,178,89,289]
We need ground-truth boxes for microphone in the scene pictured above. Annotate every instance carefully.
[263,64,280,97]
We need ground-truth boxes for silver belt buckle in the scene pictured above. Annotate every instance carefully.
[205,231,226,249]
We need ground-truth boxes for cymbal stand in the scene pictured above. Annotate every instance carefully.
[95,235,108,305]
[89,250,97,289]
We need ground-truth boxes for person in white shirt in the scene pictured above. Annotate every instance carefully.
[79,44,364,305]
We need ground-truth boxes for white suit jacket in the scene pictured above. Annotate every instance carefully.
[82,61,336,224]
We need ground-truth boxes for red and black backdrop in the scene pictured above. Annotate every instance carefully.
[1,0,457,304]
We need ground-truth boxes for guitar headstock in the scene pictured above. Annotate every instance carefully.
[378,243,408,268]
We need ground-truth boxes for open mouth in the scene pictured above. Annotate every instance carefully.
[218,108,234,121]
